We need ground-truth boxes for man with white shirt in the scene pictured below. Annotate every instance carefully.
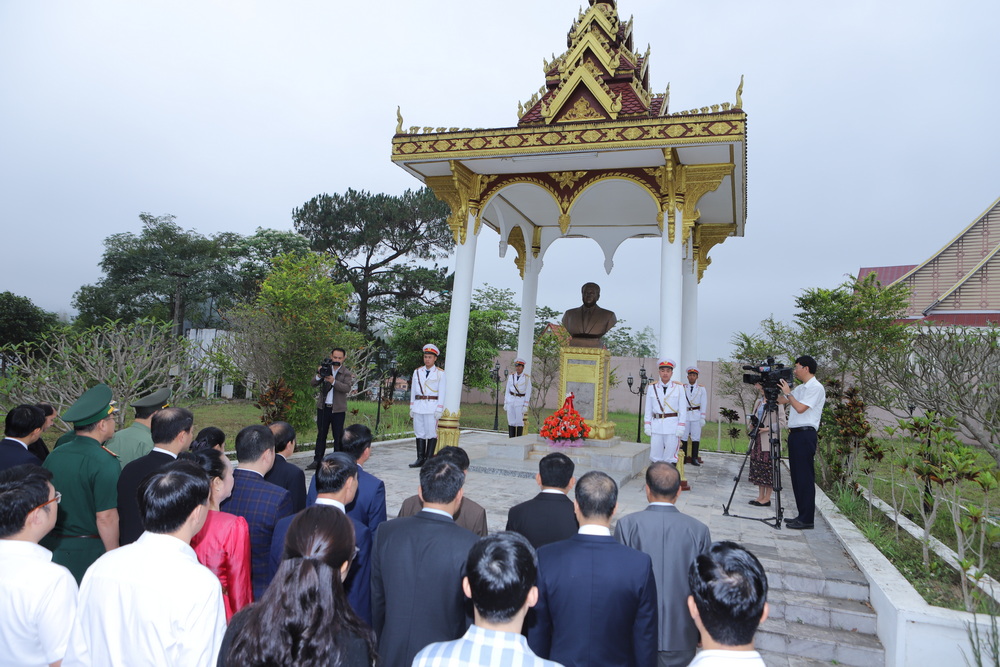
[409,343,446,467]
[644,359,689,490]
[65,461,225,666]
[526,471,658,667]
[309,347,355,470]
[504,357,532,438]
[0,404,46,470]
[0,464,78,667]
[615,462,711,667]
[682,366,708,467]
[777,355,827,530]
[117,407,194,545]
[270,452,372,624]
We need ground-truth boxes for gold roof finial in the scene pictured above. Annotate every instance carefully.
[395,106,404,134]
[735,74,744,109]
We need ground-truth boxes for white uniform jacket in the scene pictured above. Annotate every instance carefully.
[684,383,708,423]
[410,366,446,416]
[644,381,688,438]
[503,372,531,410]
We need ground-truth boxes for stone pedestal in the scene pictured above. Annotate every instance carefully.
[558,346,615,439]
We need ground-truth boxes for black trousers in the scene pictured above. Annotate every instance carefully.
[787,427,817,523]
[315,407,346,462]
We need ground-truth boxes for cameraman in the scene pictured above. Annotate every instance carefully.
[777,355,826,530]
[308,348,354,471]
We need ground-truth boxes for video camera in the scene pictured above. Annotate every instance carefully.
[741,356,794,401]
[318,357,341,380]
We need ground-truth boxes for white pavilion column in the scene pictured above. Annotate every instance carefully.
[438,213,479,450]
[659,207,684,360]
[516,253,541,374]
[681,237,699,371]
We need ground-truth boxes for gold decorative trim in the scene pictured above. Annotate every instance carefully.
[425,162,493,245]
[560,97,604,122]
[435,408,460,451]
[550,171,587,189]
[532,225,542,258]
[694,223,737,281]
[558,212,572,234]
[508,226,527,278]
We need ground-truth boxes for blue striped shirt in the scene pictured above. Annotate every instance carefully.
[413,625,564,667]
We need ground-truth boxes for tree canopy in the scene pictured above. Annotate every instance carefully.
[292,187,453,334]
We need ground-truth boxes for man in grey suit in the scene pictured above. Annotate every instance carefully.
[371,456,478,667]
[615,462,712,667]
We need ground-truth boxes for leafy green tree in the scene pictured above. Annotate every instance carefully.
[292,187,453,334]
[0,292,60,373]
[529,322,569,429]
[388,310,505,391]
[222,253,362,432]
[603,321,657,357]
[226,228,312,302]
[472,286,520,350]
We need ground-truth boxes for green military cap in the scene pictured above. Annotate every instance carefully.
[130,387,171,409]
[62,383,118,427]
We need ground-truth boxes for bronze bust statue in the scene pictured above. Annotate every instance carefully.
[562,282,617,348]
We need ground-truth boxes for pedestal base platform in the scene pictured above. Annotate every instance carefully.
[478,434,648,487]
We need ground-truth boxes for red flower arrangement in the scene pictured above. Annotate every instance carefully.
[540,393,591,446]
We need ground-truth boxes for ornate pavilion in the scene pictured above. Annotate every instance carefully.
[391,0,748,446]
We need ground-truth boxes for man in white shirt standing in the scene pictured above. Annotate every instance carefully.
[0,464,78,667]
[409,343,446,467]
[65,461,225,666]
[682,366,708,467]
[504,357,532,438]
[644,358,688,467]
[777,355,826,530]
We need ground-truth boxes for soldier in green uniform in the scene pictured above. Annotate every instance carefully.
[41,384,121,583]
[105,387,170,469]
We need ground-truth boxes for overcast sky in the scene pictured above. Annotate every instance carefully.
[2,0,997,362]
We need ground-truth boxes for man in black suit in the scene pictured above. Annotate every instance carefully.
[264,421,306,513]
[506,451,578,548]
[526,471,658,667]
[0,405,46,471]
[371,456,479,667]
[116,407,194,545]
[307,423,388,533]
[615,462,712,667]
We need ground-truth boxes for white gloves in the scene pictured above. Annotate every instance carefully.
[643,424,651,437]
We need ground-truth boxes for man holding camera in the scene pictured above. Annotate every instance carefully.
[308,347,354,471]
[777,355,826,530]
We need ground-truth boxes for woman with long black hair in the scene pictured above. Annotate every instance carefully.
[218,505,377,667]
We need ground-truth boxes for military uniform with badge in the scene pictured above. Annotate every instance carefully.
[408,343,446,468]
[503,357,531,438]
[643,358,689,465]
[41,384,122,583]
[105,387,171,469]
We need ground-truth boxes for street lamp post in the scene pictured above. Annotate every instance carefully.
[492,362,502,431]
[626,363,649,442]
[374,349,388,433]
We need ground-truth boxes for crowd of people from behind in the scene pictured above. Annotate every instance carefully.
[0,345,826,666]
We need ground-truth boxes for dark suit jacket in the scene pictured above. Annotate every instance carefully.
[221,468,293,599]
[268,503,372,624]
[527,533,658,667]
[615,504,712,654]
[117,450,175,546]
[371,510,478,667]
[0,438,42,472]
[506,491,578,548]
[307,465,387,534]
[264,454,306,513]
[397,494,488,537]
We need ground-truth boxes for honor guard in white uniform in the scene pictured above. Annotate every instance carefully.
[643,358,688,464]
[683,366,708,466]
[409,343,446,468]
[503,357,531,438]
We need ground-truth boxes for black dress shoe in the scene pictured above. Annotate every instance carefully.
[786,519,814,529]
[748,500,771,507]
[305,461,318,471]
[689,459,701,467]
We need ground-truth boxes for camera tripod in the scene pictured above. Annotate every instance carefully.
[722,392,785,529]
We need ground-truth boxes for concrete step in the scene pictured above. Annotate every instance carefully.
[757,653,856,667]
[757,555,871,602]
[767,588,878,635]
[756,618,884,667]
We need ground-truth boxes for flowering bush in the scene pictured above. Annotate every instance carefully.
[540,393,591,443]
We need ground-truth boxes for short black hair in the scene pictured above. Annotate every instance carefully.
[269,421,296,452]
[5,405,45,439]
[315,452,358,495]
[795,355,818,375]
[331,347,347,357]
[35,402,55,418]
[689,541,768,646]
[538,452,574,488]
[192,426,226,451]
[0,464,53,538]
[138,460,210,535]
[436,446,470,472]
[466,532,537,623]
[234,424,275,463]
[150,407,194,446]
[341,423,373,461]
[574,470,617,519]
[419,457,465,504]
[646,461,680,499]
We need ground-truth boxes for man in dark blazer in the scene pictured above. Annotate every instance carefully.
[371,456,478,667]
[308,347,354,469]
[264,421,306,513]
[526,471,658,667]
[397,446,488,536]
[117,408,194,545]
[0,405,45,471]
[269,452,372,623]
[506,451,578,548]
[306,423,388,534]
[615,462,712,667]
[221,424,293,599]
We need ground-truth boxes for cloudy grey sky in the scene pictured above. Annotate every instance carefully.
[2,0,997,361]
